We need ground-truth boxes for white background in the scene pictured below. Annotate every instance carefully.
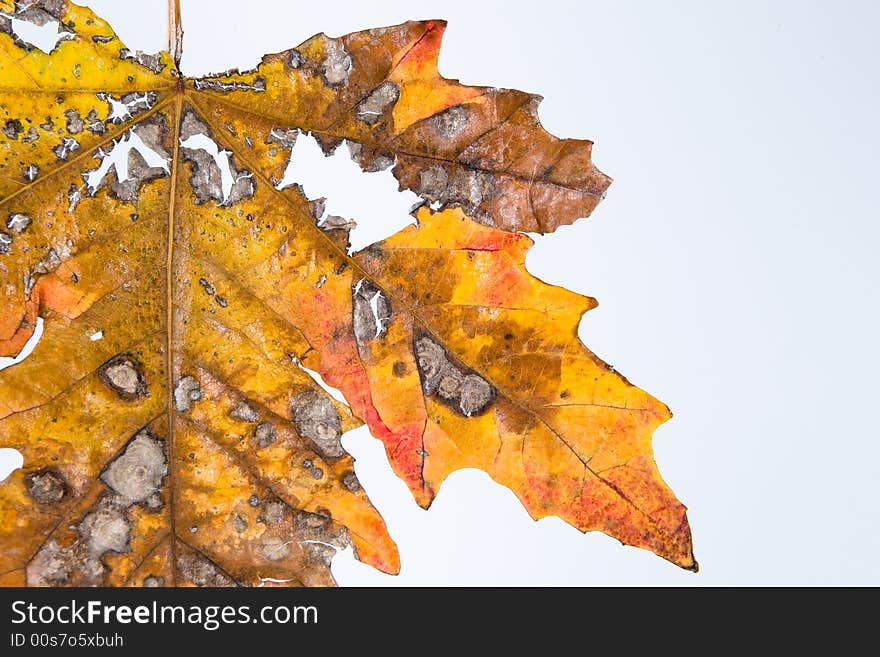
[2,0,878,585]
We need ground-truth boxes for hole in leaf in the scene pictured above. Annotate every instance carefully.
[0,316,44,371]
[4,9,73,53]
[277,134,420,252]
[0,448,24,482]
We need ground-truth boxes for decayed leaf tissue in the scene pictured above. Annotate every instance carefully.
[0,0,695,586]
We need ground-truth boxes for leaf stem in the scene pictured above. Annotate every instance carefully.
[168,0,183,70]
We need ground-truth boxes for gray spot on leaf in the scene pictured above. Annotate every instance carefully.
[2,118,22,139]
[179,110,255,207]
[230,400,258,423]
[253,422,278,449]
[414,335,494,417]
[319,36,351,86]
[176,551,236,587]
[429,105,469,139]
[119,48,165,74]
[64,108,83,134]
[173,375,202,412]
[352,278,391,346]
[78,498,131,556]
[291,390,343,458]
[22,163,39,181]
[53,136,79,160]
[26,469,66,504]
[98,354,148,400]
[356,81,399,125]
[100,430,167,506]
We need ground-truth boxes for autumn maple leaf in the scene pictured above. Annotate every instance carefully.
[0,0,695,587]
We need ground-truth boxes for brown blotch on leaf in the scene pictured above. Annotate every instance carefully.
[25,469,67,505]
[349,142,395,173]
[0,1,72,54]
[198,277,215,296]
[294,508,350,566]
[98,354,148,400]
[259,535,292,562]
[27,540,80,586]
[295,508,332,532]
[416,164,497,225]
[94,115,170,203]
[459,374,494,417]
[312,133,343,155]
[22,163,39,182]
[85,108,105,134]
[192,77,266,93]
[320,214,357,233]
[266,126,298,150]
[143,492,163,511]
[287,49,305,69]
[53,136,79,160]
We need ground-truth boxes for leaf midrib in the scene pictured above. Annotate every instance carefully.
[165,93,183,585]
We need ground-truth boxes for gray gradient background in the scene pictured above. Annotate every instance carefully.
[1,0,878,585]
